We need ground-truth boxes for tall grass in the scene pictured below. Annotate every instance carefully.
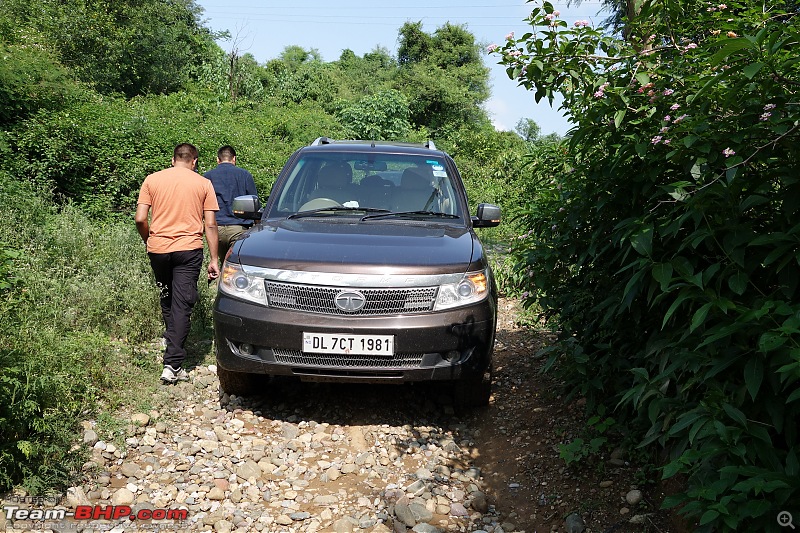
[0,176,171,493]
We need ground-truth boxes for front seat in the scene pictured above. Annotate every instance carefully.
[307,162,356,204]
[393,167,435,212]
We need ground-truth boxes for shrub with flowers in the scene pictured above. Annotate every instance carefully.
[492,0,799,530]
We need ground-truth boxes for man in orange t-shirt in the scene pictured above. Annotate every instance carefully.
[135,143,220,384]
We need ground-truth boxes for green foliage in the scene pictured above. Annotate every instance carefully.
[4,93,345,216]
[0,42,88,128]
[335,90,412,140]
[494,1,800,529]
[559,406,616,466]
[396,22,491,133]
[2,0,216,97]
[0,176,165,493]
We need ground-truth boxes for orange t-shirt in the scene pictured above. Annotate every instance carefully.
[137,166,219,254]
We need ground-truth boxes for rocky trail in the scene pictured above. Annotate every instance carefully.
[1,298,671,533]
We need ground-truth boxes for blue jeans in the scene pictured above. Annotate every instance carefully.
[148,248,203,368]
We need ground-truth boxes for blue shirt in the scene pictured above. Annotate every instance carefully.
[204,162,258,226]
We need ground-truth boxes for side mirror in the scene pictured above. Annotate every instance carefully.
[472,203,501,228]
[231,195,262,220]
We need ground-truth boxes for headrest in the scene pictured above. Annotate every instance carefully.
[401,167,432,189]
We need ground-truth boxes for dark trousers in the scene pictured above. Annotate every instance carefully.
[148,248,203,368]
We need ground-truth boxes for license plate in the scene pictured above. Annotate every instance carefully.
[302,332,394,356]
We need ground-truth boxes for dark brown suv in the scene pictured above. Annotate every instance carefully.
[212,138,501,406]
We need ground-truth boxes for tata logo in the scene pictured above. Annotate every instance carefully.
[334,290,366,312]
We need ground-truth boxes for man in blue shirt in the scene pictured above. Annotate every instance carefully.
[204,146,258,260]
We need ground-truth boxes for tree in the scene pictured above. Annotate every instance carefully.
[279,45,322,67]
[335,90,412,140]
[395,22,490,133]
[1,0,217,97]
[515,118,541,142]
[493,1,800,530]
[397,22,432,66]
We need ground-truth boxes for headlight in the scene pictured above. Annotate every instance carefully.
[219,262,267,305]
[433,270,490,311]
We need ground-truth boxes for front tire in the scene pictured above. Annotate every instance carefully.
[217,366,261,396]
[453,367,492,407]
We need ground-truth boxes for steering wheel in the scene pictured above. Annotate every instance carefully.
[299,197,343,211]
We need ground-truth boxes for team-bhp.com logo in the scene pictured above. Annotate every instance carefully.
[4,504,188,521]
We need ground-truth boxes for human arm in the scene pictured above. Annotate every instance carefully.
[245,172,258,197]
[204,210,220,280]
[134,204,151,246]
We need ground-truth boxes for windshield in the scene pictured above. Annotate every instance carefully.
[268,152,463,219]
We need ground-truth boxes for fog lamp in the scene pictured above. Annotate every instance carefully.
[239,343,254,356]
[443,350,460,363]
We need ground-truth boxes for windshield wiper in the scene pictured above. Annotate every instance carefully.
[361,210,460,221]
[288,207,390,219]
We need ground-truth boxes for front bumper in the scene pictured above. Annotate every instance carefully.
[213,294,496,383]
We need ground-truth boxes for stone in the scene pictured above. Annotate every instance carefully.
[565,512,586,533]
[208,487,225,500]
[625,489,643,506]
[83,429,98,446]
[65,486,91,507]
[131,413,150,427]
[470,492,489,513]
[111,488,135,505]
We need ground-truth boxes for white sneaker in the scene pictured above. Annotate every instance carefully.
[160,365,189,384]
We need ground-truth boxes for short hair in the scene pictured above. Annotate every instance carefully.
[217,145,236,162]
[174,143,199,163]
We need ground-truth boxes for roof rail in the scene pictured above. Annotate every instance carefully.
[311,137,332,146]
[425,140,437,150]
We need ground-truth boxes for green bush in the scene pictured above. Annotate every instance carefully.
[0,176,163,493]
[495,1,800,529]
[4,93,347,217]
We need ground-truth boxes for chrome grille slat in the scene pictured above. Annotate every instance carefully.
[273,349,423,368]
[265,282,437,316]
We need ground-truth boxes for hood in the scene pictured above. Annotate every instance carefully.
[232,218,479,274]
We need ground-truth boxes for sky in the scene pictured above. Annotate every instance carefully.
[194,1,609,137]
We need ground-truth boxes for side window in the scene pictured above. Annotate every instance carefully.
[273,158,319,214]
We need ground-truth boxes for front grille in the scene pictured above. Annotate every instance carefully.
[265,281,437,316]
[273,349,424,369]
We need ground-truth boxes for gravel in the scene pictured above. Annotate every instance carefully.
[0,298,666,533]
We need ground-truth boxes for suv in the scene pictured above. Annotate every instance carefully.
[212,138,501,406]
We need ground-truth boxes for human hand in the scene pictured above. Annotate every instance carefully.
[207,261,220,282]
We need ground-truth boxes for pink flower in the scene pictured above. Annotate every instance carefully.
[760,112,772,121]
[764,103,776,111]
[664,115,672,122]
[718,3,727,8]
[506,31,515,41]
[663,89,675,96]
[670,103,681,111]
[674,114,689,123]
[722,148,735,157]
[727,31,738,38]
[553,10,561,16]
[574,20,590,27]
[487,44,498,52]
[545,13,555,21]
[651,136,663,144]
[664,139,672,145]
[686,43,698,49]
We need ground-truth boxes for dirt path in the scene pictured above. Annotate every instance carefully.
[468,298,672,532]
[0,298,675,533]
